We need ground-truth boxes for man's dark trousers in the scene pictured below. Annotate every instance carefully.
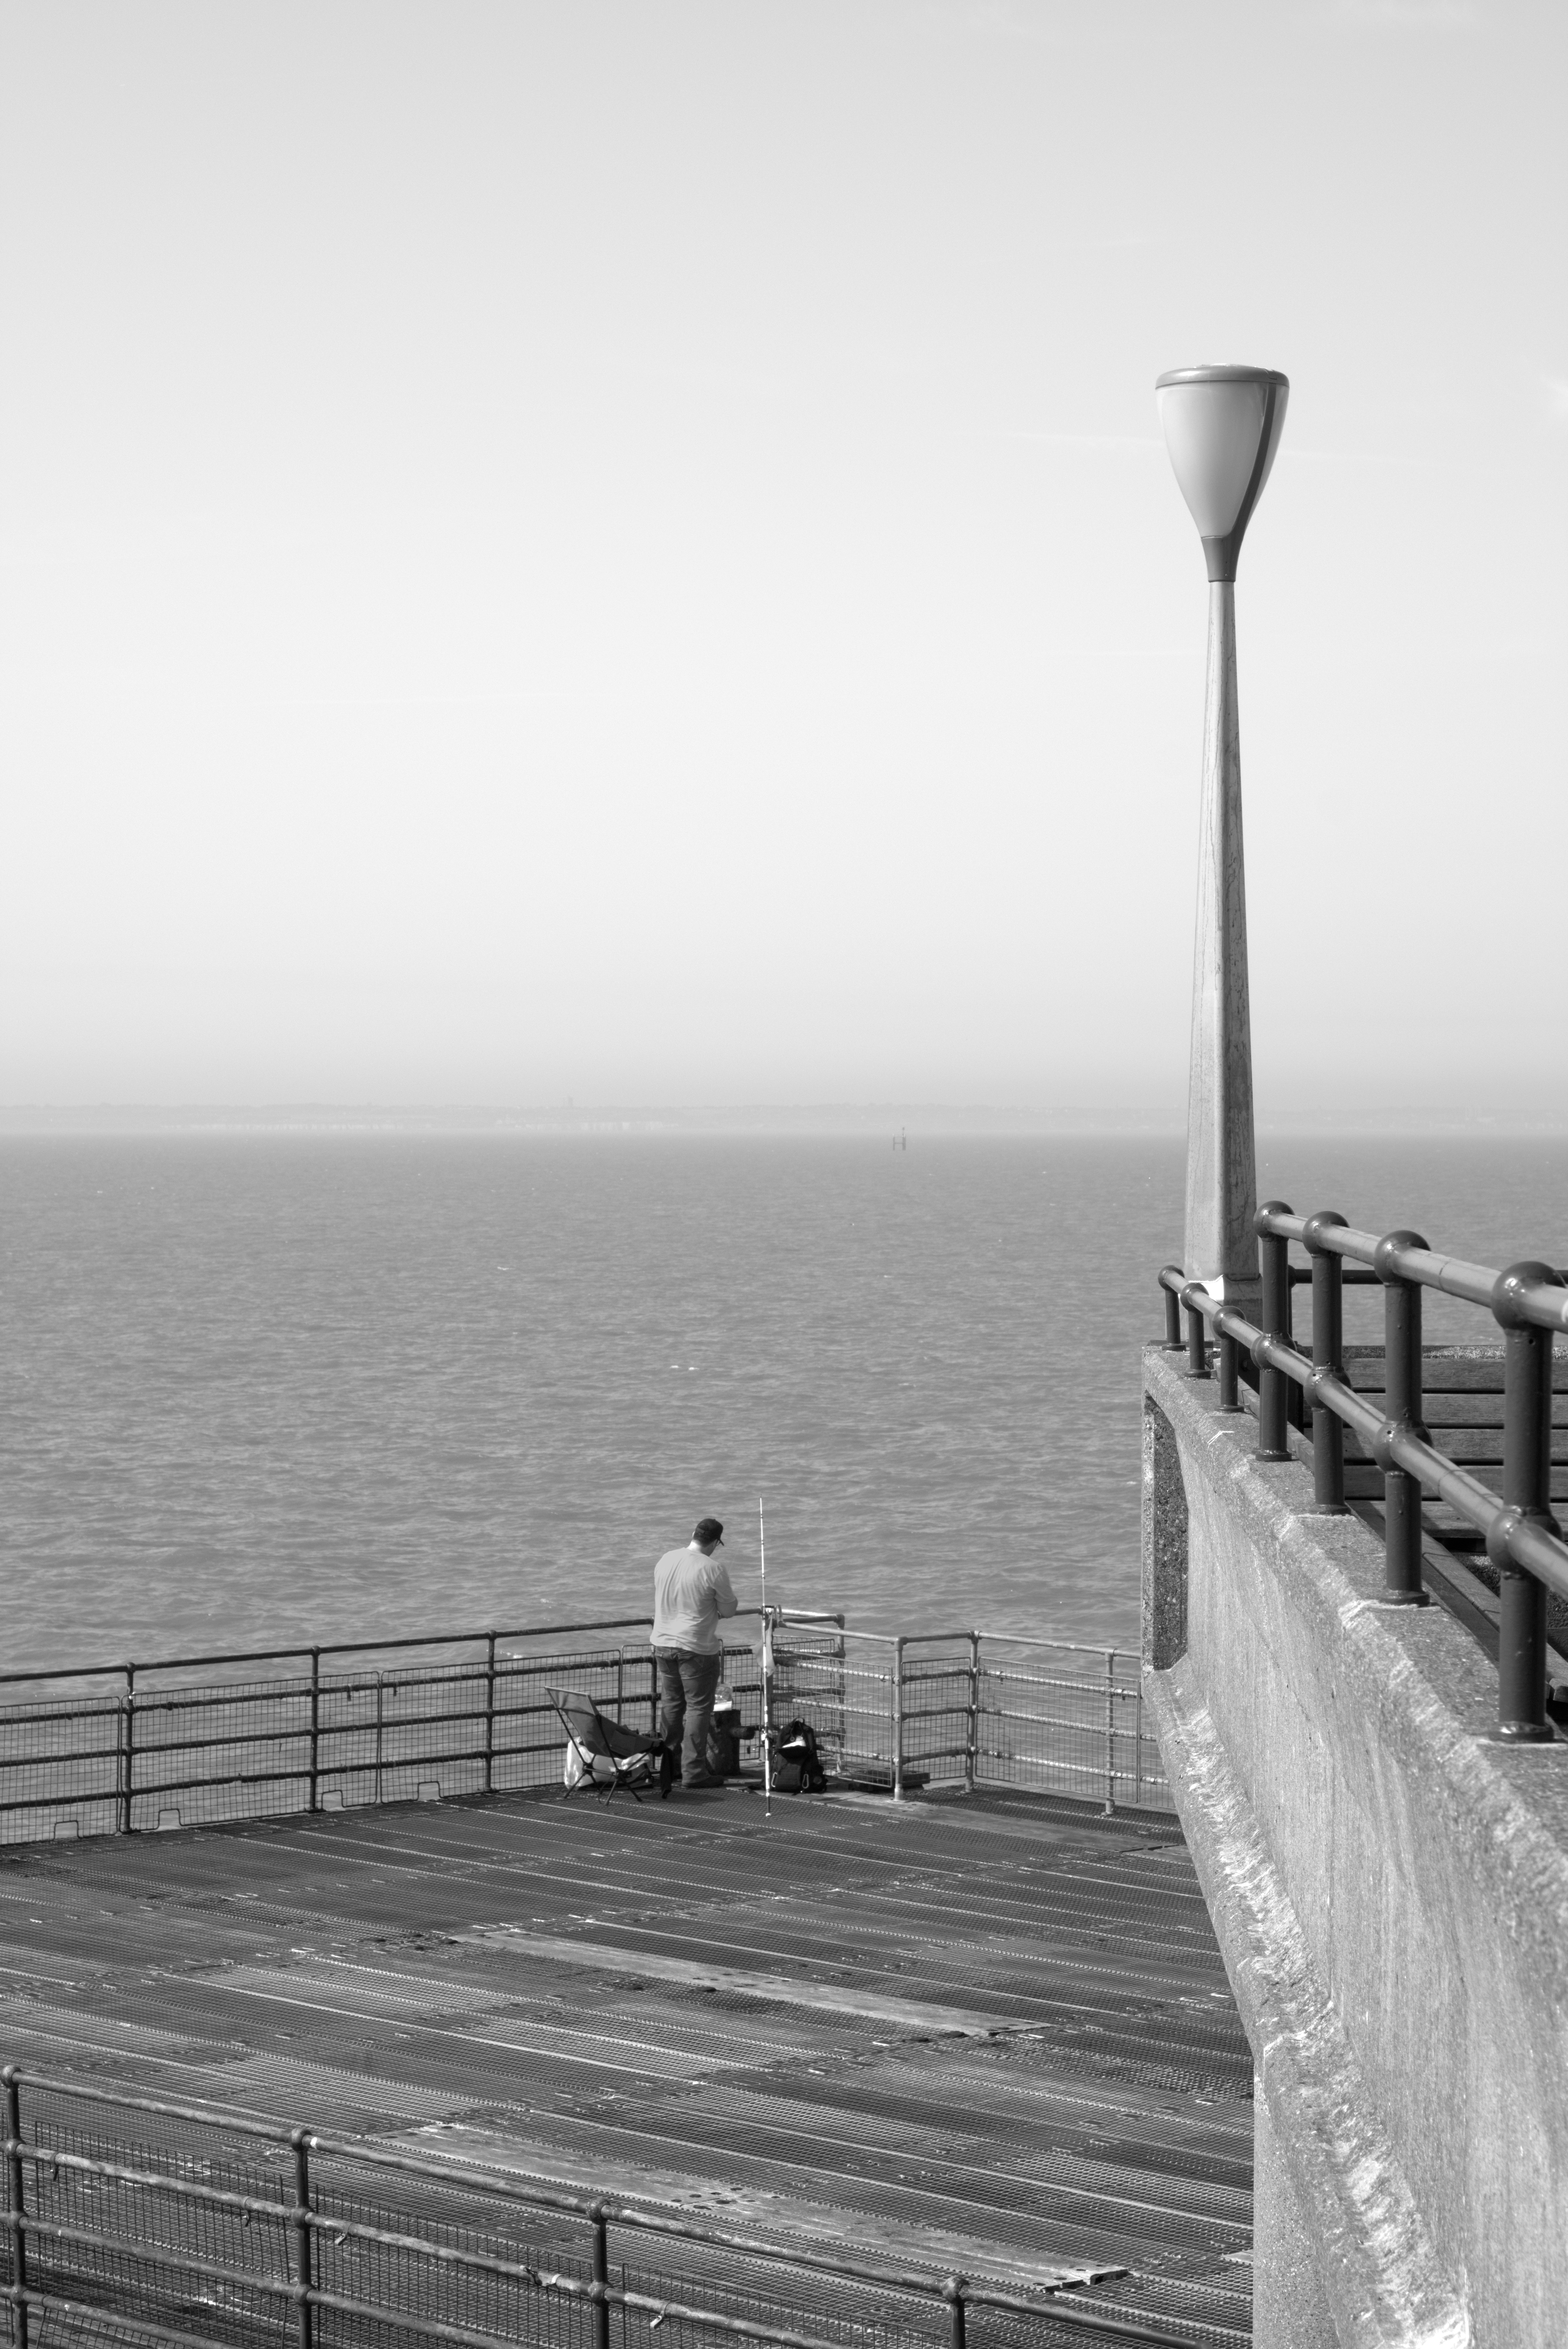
[654,1648,723,1784]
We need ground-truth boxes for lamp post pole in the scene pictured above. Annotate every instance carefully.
[1157,364,1289,1309]
[1186,573,1253,1304]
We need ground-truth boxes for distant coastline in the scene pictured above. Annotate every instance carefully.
[0,1103,1557,1138]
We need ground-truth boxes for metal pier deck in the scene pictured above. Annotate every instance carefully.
[0,1783,1251,2342]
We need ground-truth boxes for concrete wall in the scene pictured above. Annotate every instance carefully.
[1141,1348,1568,2349]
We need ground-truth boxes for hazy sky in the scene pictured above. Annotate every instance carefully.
[1,2,1562,1114]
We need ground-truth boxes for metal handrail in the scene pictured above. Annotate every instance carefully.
[0,2063,1210,2349]
[0,1620,657,1692]
[0,1608,848,1696]
[1256,1208,1563,1324]
[978,1632,1139,1657]
[1159,1199,1568,1742]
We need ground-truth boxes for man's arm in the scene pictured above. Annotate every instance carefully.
[710,1559,739,1619]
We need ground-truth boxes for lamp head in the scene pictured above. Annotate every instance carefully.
[1156,365,1289,584]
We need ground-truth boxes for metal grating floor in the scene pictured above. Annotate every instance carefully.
[0,1781,1252,2343]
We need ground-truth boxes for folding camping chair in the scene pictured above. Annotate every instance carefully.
[547,1687,673,1803]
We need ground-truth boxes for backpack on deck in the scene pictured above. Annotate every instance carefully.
[773,1718,827,1794]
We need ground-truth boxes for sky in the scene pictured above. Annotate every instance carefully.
[0,1,1563,1118]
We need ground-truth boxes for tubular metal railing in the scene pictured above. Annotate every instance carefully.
[1159,1201,1568,1742]
[772,1627,1162,1813]
[0,2065,1210,2349]
[0,1614,1169,1850]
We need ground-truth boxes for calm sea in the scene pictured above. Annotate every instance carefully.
[3,1131,1566,1673]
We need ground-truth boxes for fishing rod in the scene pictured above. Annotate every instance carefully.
[759,1494,773,1820]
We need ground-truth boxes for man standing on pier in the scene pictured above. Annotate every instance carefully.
[652,1517,738,1789]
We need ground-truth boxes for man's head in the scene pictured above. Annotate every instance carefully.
[692,1516,724,1554]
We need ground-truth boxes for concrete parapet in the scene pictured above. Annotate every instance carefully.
[1141,1346,1568,2349]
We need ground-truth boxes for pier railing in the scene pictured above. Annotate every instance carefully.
[0,1615,1168,1849]
[1160,1200,1568,1741]
[774,1627,1160,1811]
[0,2063,1206,2349]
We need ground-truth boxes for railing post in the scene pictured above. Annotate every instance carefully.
[965,1632,979,1794]
[1217,1311,1241,1412]
[892,1637,906,1802]
[4,2067,29,2349]
[120,1665,137,1836]
[942,2275,967,2349]
[374,1672,384,1808]
[1490,1261,1562,1741]
[1181,1282,1209,1377]
[1256,1204,1291,1462]
[589,2201,611,2349]
[1303,1212,1348,1515]
[1159,1266,1184,1351]
[1103,1651,1116,1815]
[1374,1230,1431,1604]
[1133,1676,1145,1809]
[1285,1268,1308,1437]
[290,2129,314,2349]
[483,1633,497,1796]
[307,1649,321,1815]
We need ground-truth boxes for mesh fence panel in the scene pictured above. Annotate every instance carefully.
[307,2162,596,2349]
[16,2086,297,2347]
[976,1648,1168,1812]
[901,1640,977,1785]
[126,1676,314,1833]
[771,1632,884,1783]
[490,1654,625,1794]
[0,1692,123,1845]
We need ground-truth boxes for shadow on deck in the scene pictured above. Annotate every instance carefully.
[0,1781,1251,2345]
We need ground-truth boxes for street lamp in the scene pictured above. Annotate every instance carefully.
[1157,363,1289,1304]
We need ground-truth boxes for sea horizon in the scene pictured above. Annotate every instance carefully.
[1,1102,1563,1137]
